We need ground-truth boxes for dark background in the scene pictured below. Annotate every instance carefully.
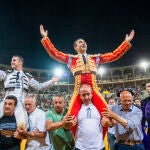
[0,0,149,71]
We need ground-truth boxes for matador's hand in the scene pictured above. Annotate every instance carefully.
[40,24,48,38]
[125,30,135,43]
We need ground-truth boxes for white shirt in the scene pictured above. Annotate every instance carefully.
[27,108,51,148]
[75,103,104,150]
[108,105,115,135]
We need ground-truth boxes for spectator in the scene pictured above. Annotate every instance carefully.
[141,82,150,150]
[0,95,26,150]
[46,94,75,150]
[102,89,145,150]
[107,98,116,150]
[24,95,52,150]
[74,84,110,150]
[134,98,141,109]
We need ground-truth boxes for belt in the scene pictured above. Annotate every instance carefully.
[118,140,142,145]
[74,71,96,76]
[5,87,28,93]
[0,130,15,137]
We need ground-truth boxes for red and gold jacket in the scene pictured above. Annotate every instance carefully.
[41,37,131,137]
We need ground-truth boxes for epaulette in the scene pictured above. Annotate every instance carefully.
[68,54,78,58]
[5,69,13,74]
[69,53,101,58]
[89,54,101,57]
[24,72,33,78]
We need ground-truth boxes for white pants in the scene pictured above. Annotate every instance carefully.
[25,140,52,150]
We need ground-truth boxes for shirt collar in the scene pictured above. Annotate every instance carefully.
[14,70,22,73]
[119,105,133,112]
[79,53,87,56]
[82,103,93,108]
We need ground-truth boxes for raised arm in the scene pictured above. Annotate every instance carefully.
[125,30,135,43]
[40,25,48,38]
[100,30,135,64]
[40,24,69,64]
[29,76,59,91]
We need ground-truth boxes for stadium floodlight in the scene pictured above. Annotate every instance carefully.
[54,68,64,77]
[140,60,149,72]
[98,67,105,78]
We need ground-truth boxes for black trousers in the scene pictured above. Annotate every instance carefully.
[0,144,20,150]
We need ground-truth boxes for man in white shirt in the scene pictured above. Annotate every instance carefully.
[75,84,109,150]
[24,95,52,150]
[107,98,116,150]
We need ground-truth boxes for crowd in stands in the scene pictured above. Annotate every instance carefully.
[0,84,148,112]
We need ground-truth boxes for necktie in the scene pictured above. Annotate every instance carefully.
[27,113,31,131]
[86,107,91,118]
[16,72,20,80]
[82,54,86,64]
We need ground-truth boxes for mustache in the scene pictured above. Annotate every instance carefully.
[4,108,10,111]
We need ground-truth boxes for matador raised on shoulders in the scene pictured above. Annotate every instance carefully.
[40,25,135,136]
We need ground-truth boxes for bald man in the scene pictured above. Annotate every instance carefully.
[102,89,145,150]
[75,84,110,150]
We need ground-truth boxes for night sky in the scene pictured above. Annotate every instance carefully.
[0,0,149,71]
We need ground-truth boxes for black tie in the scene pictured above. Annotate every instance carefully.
[82,54,86,64]
[16,72,20,80]
[27,113,31,131]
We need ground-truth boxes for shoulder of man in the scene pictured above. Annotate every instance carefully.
[89,54,101,57]
[5,69,14,74]
[69,54,78,58]
[23,71,33,78]
[141,96,150,105]
[111,104,121,112]
[63,107,68,115]
[46,108,54,115]
[35,108,46,116]
[132,104,142,110]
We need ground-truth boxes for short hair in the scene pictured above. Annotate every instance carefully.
[12,55,24,64]
[146,82,150,86]
[5,95,18,106]
[134,98,141,101]
[52,94,64,100]
[25,95,37,104]
[73,38,85,47]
